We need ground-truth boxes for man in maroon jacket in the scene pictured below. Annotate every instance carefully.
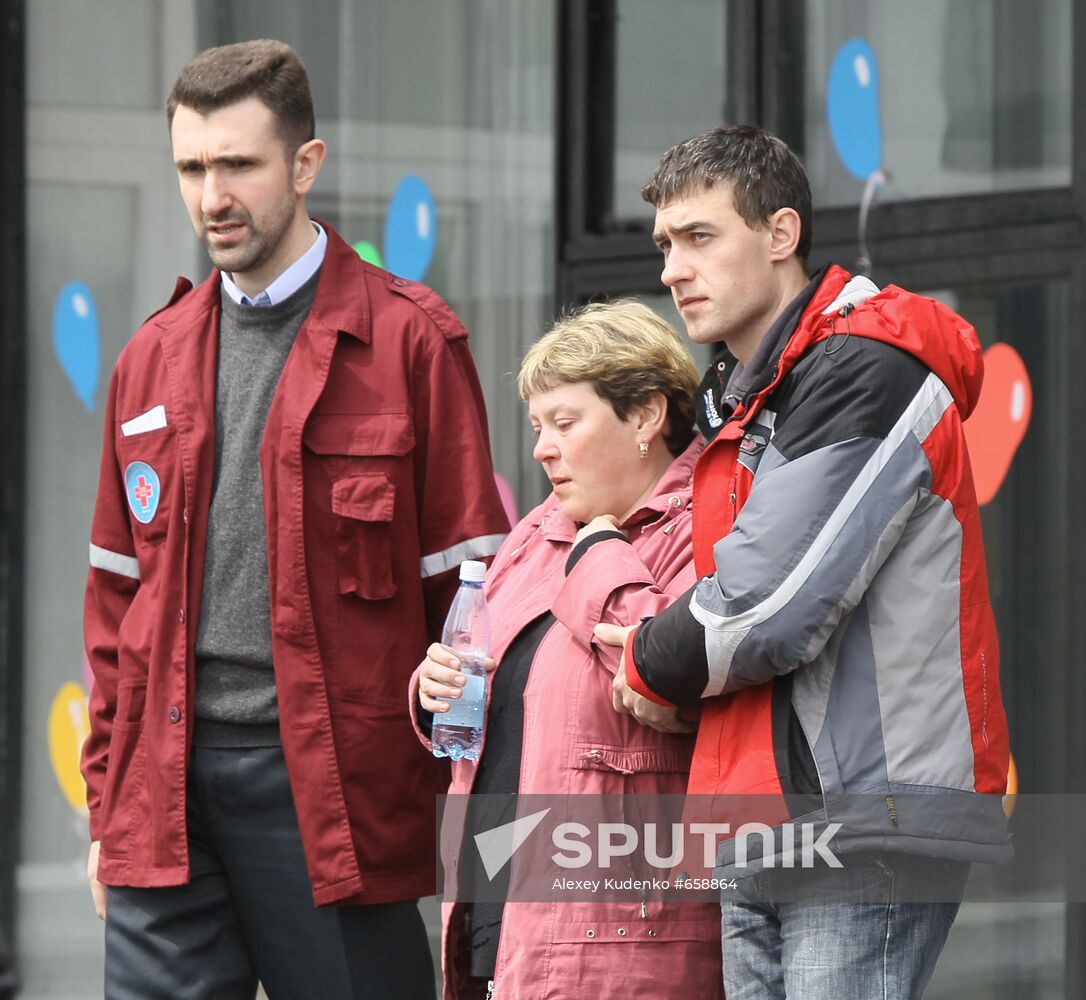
[81,40,507,999]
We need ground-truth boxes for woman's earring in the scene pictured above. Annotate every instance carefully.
[638,441,649,459]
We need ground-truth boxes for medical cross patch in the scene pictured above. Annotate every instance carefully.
[124,461,161,524]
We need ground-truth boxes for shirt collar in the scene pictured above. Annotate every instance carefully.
[220,221,327,307]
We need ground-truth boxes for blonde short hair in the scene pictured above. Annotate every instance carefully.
[518,299,699,455]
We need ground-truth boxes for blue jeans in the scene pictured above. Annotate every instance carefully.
[719,852,970,999]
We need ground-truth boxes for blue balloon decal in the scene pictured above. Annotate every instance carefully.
[53,281,101,412]
[827,39,883,182]
[383,175,436,282]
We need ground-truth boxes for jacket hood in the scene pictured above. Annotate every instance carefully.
[794,265,985,420]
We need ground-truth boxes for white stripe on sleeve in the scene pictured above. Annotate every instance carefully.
[89,543,140,580]
[419,533,507,579]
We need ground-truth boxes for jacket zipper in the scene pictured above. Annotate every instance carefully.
[885,795,898,826]
[980,651,990,749]
[578,748,634,774]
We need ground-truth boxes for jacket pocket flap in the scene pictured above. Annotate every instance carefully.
[332,474,395,521]
[572,742,692,774]
[304,411,414,456]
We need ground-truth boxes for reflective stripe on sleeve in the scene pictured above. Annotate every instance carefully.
[419,533,507,579]
[89,543,140,581]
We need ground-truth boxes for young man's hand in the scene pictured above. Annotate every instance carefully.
[595,623,694,735]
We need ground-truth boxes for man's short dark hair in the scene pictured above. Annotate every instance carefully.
[642,125,813,265]
[166,39,314,156]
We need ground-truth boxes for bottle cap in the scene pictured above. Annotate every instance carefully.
[459,560,486,583]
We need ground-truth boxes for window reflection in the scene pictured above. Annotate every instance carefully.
[613,0,726,220]
[801,0,1071,206]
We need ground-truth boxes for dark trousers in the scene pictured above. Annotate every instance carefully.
[104,746,436,1000]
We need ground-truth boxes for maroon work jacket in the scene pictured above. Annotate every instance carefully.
[82,226,509,905]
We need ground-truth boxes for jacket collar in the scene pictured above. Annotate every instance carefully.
[695,264,866,433]
[152,219,373,345]
[694,268,828,440]
[303,219,372,343]
[724,266,828,408]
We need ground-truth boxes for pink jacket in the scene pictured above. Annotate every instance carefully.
[411,438,722,999]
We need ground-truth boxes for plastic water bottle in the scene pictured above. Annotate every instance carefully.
[431,560,491,762]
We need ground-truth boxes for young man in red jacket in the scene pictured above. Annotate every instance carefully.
[81,39,507,999]
[597,126,1010,999]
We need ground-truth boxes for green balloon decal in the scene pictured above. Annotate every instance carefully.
[352,240,384,268]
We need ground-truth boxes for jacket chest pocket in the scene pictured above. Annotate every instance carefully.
[115,424,177,543]
[303,411,414,601]
[330,473,396,599]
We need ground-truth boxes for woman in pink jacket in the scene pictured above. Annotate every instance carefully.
[412,300,723,999]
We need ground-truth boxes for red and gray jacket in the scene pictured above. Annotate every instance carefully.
[81,225,509,904]
[626,265,1011,866]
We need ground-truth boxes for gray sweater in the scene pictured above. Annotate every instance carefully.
[192,271,320,746]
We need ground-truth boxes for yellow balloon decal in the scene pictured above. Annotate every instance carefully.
[48,681,90,813]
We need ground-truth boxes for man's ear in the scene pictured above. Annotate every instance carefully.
[767,207,802,262]
[293,138,327,196]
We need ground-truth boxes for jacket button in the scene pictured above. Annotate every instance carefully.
[182,507,189,524]
[616,928,627,936]
[393,278,408,286]
[178,608,185,624]
[585,929,595,938]
[168,706,182,724]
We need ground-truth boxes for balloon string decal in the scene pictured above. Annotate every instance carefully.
[856,168,889,276]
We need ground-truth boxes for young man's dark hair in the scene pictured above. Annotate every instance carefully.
[166,38,314,155]
[641,124,814,266]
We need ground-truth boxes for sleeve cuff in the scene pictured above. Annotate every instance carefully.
[623,626,674,707]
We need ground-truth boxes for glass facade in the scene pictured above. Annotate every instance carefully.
[801,0,1072,207]
[923,281,1070,1000]
[613,0,726,220]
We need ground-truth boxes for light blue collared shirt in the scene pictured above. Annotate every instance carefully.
[220,222,327,307]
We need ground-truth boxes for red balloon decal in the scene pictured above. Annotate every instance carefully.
[963,343,1032,505]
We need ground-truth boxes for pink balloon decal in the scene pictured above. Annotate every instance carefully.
[494,473,518,529]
